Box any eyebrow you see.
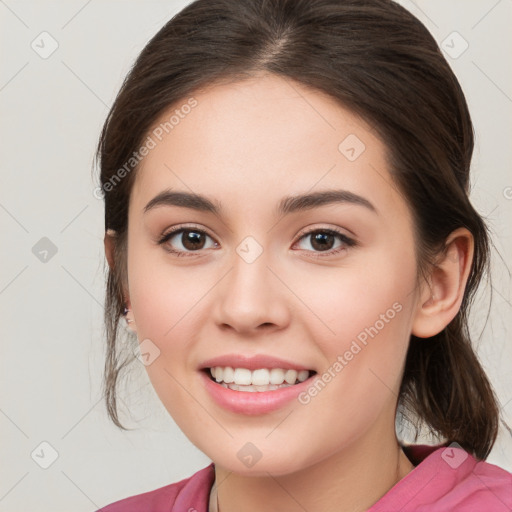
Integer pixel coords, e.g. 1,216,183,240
143,188,377,217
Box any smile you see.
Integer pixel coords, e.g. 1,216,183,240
200,366,318,415
208,367,314,392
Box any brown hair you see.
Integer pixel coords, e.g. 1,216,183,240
95,0,506,459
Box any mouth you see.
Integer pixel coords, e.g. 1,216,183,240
201,367,317,392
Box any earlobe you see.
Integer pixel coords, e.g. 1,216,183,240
123,303,138,333
104,229,117,270
104,229,137,333
411,228,474,338
122,292,138,333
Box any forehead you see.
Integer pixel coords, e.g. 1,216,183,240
130,74,404,220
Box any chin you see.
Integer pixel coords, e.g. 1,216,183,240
205,445,317,477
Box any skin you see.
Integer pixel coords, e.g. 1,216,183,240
105,73,473,512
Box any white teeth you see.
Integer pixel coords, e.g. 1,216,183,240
297,370,309,382
222,366,235,383
284,369,298,384
255,384,278,391
208,366,313,387
233,368,252,385
251,368,270,386
226,383,291,392
269,368,285,385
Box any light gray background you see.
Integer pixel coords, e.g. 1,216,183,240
0,1,511,510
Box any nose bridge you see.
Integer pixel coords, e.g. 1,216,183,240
213,235,289,332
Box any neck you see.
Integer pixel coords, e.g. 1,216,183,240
213,430,415,512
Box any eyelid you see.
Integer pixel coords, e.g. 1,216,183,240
157,223,219,251
159,222,213,240
294,223,355,241
292,225,357,258
157,223,357,258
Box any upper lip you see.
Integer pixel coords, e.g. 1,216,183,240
199,354,314,372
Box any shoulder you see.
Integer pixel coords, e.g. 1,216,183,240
461,453,512,509
95,463,215,512
370,444,512,511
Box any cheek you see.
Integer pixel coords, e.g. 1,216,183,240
127,242,207,342
291,252,416,348
127,265,203,424
293,253,417,411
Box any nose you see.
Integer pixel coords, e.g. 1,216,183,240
212,245,291,336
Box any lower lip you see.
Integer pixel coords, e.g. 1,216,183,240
199,370,315,415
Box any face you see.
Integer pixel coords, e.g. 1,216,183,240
123,73,423,476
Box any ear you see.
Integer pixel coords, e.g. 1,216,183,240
411,227,474,338
104,229,117,271
104,229,137,334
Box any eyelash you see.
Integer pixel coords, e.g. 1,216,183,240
157,224,357,259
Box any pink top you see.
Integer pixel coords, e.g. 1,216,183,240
95,444,512,511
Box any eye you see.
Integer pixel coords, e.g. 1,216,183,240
157,225,218,257
293,228,357,258
157,225,357,258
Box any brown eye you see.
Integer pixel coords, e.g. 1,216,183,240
158,226,217,256
309,232,337,251
294,228,356,257
178,230,207,250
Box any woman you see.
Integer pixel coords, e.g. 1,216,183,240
94,0,512,510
